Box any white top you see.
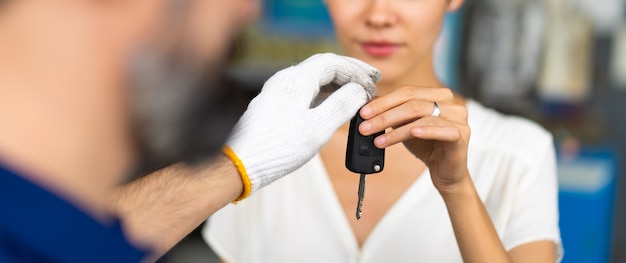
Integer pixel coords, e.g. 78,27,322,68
204,100,563,263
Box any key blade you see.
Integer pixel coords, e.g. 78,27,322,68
356,196,362,221
356,173,367,220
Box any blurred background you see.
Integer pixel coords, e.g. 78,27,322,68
163,0,626,262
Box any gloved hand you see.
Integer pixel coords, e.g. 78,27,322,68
224,53,380,201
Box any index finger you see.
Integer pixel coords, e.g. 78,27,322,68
360,86,449,119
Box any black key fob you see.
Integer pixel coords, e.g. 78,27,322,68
345,110,385,174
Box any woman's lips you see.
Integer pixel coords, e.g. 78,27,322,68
361,42,401,57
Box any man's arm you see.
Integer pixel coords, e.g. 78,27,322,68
111,154,242,261
112,53,380,262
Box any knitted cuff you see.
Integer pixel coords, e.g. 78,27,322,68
223,146,252,203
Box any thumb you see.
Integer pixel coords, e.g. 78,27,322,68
311,82,372,136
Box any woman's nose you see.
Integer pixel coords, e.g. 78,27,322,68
364,0,398,29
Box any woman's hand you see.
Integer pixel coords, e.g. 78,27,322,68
358,86,470,194
360,86,556,263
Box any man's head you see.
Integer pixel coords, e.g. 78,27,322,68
119,0,264,175
0,0,261,191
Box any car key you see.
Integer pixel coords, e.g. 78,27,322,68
355,173,367,220
345,109,385,220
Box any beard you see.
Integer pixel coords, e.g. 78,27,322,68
127,38,250,178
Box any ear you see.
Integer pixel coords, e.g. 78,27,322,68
447,0,464,12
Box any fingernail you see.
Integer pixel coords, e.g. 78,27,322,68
412,127,423,135
361,106,372,117
360,121,372,133
374,136,386,146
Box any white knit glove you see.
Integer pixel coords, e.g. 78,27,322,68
224,53,380,201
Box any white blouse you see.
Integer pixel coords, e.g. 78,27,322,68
204,100,563,263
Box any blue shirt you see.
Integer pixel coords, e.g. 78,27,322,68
0,164,147,262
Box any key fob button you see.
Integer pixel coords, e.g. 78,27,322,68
346,109,385,174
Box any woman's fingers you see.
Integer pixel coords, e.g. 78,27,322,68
359,99,434,136
438,103,469,123
360,100,467,136
372,116,466,148
410,124,467,142
360,86,454,119
356,85,469,151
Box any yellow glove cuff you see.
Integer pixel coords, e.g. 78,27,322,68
223,146,252,203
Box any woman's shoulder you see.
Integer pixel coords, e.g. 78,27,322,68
466,100,554,163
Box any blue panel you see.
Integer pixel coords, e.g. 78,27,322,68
558,148,618,263
435,10,464,90
261,0,334,37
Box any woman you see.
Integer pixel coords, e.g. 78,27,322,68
204,0,562,262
